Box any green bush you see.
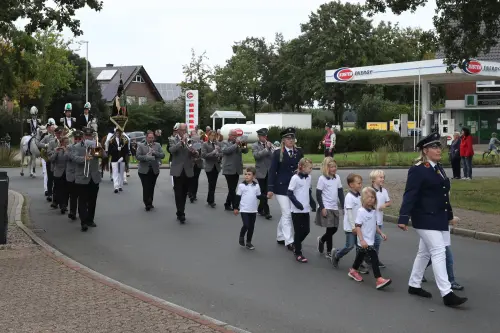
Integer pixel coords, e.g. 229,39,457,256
266,127,403,154
0,147,18,167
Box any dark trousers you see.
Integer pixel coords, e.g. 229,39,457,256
77,181,99,226
68,181,78,215
188,164,202,199
240,212,256,242
291,212,310,256
353,246,381,278
324,149,334,157
257,175,269,215
173,170,191,217
451,157,461,178
138,169,158,207
46,162,54,196
224,174,239,208
320,227,338,252
206,166,219,204
53,173,68,209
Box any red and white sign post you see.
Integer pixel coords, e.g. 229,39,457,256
185,90,199,132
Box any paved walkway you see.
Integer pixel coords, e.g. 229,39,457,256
0,191,241,333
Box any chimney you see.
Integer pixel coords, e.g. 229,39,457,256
106,63,114,67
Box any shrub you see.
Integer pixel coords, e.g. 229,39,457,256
0,147,18,167
266,127,403,154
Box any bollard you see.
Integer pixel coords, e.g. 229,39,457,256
0,171,9,244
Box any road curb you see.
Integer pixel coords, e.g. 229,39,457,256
384,213,500,243
9,190,252,333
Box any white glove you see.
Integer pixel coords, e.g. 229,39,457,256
118,157,123,163
45,144,48,148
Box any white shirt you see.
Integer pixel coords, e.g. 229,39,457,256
236,182,261,213
343,192,361,232
373,186,390,226
355,207,379,247
288,174,311,213
65,117,72,127
316,175,342,210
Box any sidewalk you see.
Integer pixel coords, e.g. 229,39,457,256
0,191,245,333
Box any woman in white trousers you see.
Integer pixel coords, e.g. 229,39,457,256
398,132,467,308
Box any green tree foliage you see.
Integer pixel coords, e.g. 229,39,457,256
126,102,184,135
365,0,500,71
355,95,414,129
0,0,103,37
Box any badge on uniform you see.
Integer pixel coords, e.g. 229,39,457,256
424,162,430,168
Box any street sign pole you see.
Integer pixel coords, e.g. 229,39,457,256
0,171,10,244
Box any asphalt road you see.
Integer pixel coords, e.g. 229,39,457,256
6,167,500,333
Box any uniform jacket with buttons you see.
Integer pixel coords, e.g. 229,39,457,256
169,135,196,177
70,141,106,184
268,148,304,196
66,144,77,182
48,143,69,178
252,141,273,179
136,142,165,175
398,161,453,231
201,141,221,173
221,141,248,175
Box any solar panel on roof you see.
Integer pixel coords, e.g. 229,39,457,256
97,69,117,81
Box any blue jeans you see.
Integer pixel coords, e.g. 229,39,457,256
427,246,455,283
374,225,383,254
335,232,356,259
461,156,472,178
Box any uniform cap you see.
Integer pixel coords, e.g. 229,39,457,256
73,130,84,138
82,127,94,135
64,103,72,111
256,128,268,136
416,132,441,149
280,127,296,138
173,123,180,130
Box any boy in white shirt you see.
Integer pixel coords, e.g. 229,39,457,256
234,167,261,250
369,170,391,268
331,174,368,274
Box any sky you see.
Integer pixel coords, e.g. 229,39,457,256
62,0,437,83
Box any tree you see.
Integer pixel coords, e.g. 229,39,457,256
1,0,103,37
365,0,500,70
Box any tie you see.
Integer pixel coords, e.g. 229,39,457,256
288,150,293,158
212,142,215,148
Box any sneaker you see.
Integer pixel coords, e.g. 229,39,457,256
358,264,369,275
317,236,324,254
348,268,363,282
451,282,464,291
246,243,255,250
378,261,386,268
325,251,332,259
331,249,339,268
239,237,245,247
376,277,392,290
295,255,308,263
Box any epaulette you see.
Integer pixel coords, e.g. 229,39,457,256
60,117,64,123
414,161,422,166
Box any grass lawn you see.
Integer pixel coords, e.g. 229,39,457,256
449,177,500,215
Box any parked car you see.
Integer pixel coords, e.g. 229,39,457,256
126,131,146,143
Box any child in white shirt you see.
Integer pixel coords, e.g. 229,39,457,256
287,158,316,263
369,170,391,268
234,167,261,250
347,187,391,290
315,157,344,259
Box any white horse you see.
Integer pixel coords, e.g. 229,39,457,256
20,126,46,177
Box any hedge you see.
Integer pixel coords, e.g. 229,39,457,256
266,127,403,154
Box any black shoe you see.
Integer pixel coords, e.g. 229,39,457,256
46,196,52,202
177,215,186,224
114,189,118,193
408,286,432,298
88,222,97,227
265,214,272,220
287,244,294,252
119,188,123,192
190,197,195,203
443,292,468,307
422,276,428,283
45,191,48,196
246,243,255,250
145,206,151,211
150,204,154,209
224,204,232,211
239,237,245,247
277,240,285,245
81,225,88,232
317,236,324,254
451,282,464,291
208,203,216,208
378,261,386,268
258,211,265,216
60,208,67,214
50,203,57,209
68,213,76,220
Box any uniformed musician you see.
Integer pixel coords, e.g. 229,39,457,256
108,128,129,193
136,130,165,211
167,123,179,188
252,128,273,220
38,122,56,203
71,127,105,232
60,103,77,131
66,130,83,220
201,130,221,208
268,128,304,251
188,130,203,203
48,127,70,214
221,129,248,211
398,132,468,308
169,123,197,223
77,102,94,129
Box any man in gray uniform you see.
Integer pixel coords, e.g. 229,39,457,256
221,130,248,210
252,128,273,219
71,127,106,232
169,123,197,223
48,126,69,214
66,130,83,220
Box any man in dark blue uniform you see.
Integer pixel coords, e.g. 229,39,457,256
398,132,467,308
268,128,303,250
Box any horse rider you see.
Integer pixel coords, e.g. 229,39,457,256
60,103,77,135
77,102,95,129
38,118,57,202
25,106,42,155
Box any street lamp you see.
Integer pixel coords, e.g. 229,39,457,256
78,40,89,103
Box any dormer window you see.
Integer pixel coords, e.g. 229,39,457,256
133,74,145,83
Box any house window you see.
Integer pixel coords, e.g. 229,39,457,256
133,74,145,83
138,97,147,105
126,96,136,105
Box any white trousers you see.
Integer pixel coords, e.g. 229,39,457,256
276,194,294,246
111,162,125,190
409,229,452,297
170,162,174,186
42,159,47,192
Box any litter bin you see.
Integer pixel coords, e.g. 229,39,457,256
0,171,9,245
